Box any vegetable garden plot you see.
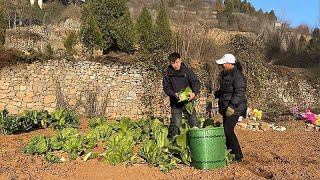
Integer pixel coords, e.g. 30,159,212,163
1,116,319,179
22,116,233,172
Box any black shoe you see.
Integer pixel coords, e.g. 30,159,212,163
168,125,179,139
229,159,242,164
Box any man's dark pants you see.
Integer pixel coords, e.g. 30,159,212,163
223,114,243,161
168,106,199,138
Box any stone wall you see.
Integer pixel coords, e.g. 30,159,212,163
0,60,208,119
247,58,320,111
0,58,319,119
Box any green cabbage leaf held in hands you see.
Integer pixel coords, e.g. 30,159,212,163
178,86,192,102
178,87,194,115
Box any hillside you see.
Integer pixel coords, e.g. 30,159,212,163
128,0,217,25
1,0,319,116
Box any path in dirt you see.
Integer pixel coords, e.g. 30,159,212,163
0,119,319,180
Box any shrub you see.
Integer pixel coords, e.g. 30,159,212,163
64,30,78,55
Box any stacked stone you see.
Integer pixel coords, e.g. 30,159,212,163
237,121,273,132
305,123,320,132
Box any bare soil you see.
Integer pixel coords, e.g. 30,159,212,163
0,119,319,180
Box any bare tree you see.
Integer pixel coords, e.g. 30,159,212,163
259,21,292,64
173,10,216,64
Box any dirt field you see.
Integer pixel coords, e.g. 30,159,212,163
0,119,319,180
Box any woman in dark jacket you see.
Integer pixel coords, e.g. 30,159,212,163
214,54,247,162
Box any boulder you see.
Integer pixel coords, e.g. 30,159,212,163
237,122,248,129
259,122,272,131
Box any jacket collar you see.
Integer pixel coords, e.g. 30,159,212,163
167,63,188,75
223,66,237,75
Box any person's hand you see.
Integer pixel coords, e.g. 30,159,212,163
175,93,180,100
206,94,214,103
188,92,196,101
226,106,235,117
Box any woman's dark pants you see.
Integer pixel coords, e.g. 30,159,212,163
223,114,243,161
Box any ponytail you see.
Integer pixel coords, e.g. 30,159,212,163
235,61,243,73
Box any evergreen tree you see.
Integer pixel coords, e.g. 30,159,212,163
298,35,307,54
233,0,241,12
240,0,250,14
82,0,135,53
256,9,264,16
224,0,234,13
154,0,173,52
80,11,104,60
110,11,136,53
308,28,320,55
136,6,155,52
287,36,297,55
168,0,177,7
311,28,320,38
269,10,277,22
25,0,45,25
248,2,256,15
64,30,78,55
214,0,224,13
0,3,6,47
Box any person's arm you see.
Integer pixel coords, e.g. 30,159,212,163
188,69,201,95
187,69,200,101
163,75,176,98
214,90,222,98
229,74,247,109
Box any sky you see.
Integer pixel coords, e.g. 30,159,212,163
248,0,320,28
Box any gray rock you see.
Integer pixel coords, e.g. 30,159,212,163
237,122,248,129
306,123,315,128
259,122,272,131
248,122,260,127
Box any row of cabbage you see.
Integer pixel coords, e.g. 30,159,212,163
0,109,78,134
1,109,232,171
23,117,195,172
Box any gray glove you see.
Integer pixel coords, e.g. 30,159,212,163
226,106,235,117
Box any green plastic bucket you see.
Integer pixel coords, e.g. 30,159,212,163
188,127,227,169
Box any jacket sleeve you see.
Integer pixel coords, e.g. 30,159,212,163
214,90,222,98
188,69,201,95
163,74,176,97
229,73,247,108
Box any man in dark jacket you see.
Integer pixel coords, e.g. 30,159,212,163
215,53,247,163
163,52,201,138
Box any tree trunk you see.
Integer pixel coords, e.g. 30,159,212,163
28,26,31,46
19,11,22,27
14,11,16,28
90,48,94,61
8,15,10,29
